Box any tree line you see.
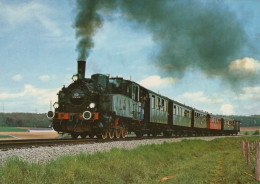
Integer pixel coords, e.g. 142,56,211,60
0,113,259,128
0,113,51,128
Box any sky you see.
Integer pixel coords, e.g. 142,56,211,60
0,0,259,115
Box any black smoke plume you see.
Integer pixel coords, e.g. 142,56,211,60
74,0,102,60
74,0,257,87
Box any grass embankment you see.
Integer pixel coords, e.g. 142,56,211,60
0,134,12,138
0,126,27,132
1,137,260,183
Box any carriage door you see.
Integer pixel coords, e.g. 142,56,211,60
132,84,140,119
144,97,150,123
168,101,173,125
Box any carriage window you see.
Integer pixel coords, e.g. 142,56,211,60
184,110,189,117
162,99,165,111
173,105,176,115
132,86,136,100
157,97,161,110
135,86,139,101
152,95,155,109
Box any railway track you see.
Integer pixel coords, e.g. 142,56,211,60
0,134,241,151
0,137,146,150
0,138,96,150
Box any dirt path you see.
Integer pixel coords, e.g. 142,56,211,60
0,131,59,139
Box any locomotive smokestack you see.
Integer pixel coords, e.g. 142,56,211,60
77,60,86,78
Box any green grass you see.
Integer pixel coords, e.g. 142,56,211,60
0,126,27,132
1,137,260,183
0,134,12,138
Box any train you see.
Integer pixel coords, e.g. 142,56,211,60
47,61,240,139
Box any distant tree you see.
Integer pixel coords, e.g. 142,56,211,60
16,120,23,127
253,130,260,135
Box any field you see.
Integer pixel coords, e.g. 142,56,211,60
240,127,260,135
0,135,12,138
1,136,260,183
0,127,28,132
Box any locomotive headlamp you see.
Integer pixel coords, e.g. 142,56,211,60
47,111,55,119
53,102,59,109
72,74,78,81
83,111,92,120
89,103,95,108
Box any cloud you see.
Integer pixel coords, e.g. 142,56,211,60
229,57,260,74
0,1,61,36
238,86,260,100
220,104,234,115
138,75,178,88
0,84,58,105
39,75,50,82
12,74,23,81
181,91,223,104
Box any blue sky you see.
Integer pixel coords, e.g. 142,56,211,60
0,0,260,115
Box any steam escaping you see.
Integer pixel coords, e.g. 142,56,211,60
74,0,102,60
74,0,257,87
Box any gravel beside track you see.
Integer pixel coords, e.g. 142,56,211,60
0,136,239,165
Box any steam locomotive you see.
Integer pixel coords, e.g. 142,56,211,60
47,61,240,139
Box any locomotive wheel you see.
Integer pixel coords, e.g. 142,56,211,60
121,128,127,139
71,132,79,139
108,129,114,139
101,131,108,139
152,132,157,137
97,132,107,139
89,133,94,139
164,131,172,137
136,132,143,138
115,128,121,139
80,133,87,139
163,131,168,137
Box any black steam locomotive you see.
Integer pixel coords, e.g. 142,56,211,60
47,61,240,139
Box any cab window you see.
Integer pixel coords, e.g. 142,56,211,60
152,95,155,109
